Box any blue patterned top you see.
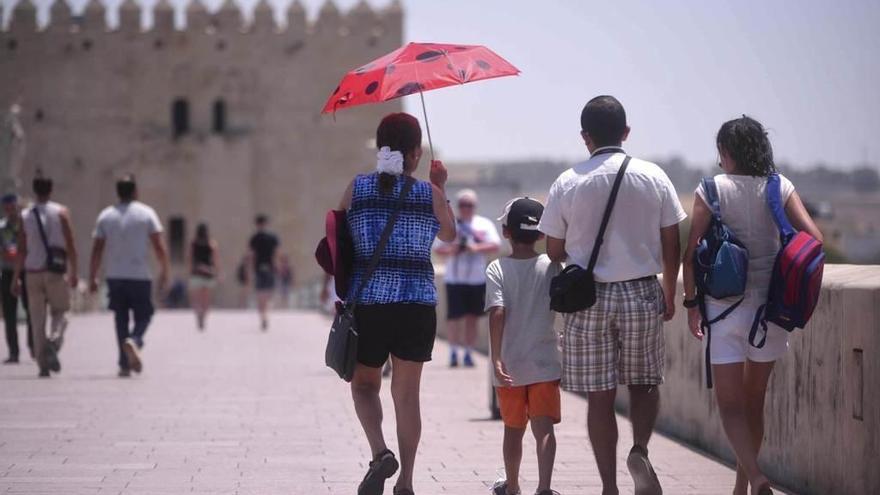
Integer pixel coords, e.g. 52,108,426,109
347,173,440,305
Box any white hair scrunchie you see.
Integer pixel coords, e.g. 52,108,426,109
376,146,405,176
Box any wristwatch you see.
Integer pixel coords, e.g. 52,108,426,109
682,298,698,309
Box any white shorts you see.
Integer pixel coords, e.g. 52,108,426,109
704,300,789,365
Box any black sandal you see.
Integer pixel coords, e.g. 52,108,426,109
393,487,414,495
357,449,399,495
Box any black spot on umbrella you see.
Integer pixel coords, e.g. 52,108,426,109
476,60,491,70
458,69,468,81
454,46,468,51
416,50,443,62
333,85,340,95
396,82,423,96
385,64,396,75
365,81,379,95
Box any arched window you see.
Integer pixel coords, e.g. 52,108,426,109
172,99,190,139
212,99,227,134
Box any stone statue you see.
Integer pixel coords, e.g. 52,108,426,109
0,104,26,195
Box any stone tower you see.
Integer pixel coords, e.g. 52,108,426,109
0,0,404,306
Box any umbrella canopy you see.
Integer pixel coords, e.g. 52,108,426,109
322,42,520,114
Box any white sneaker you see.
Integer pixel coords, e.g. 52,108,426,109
123,338,142,373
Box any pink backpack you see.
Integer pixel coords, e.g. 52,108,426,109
749,174,825,347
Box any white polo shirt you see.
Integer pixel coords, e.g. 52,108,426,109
538,148,687,283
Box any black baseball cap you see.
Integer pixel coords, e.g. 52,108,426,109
498,197,544,235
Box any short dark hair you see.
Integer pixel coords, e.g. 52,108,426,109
580,95,627,147
508,227,542,245
32,174,53,197
116,174,137,201
716,116,775,177
255,214,268,226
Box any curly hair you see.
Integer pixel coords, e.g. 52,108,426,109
716,116,775,177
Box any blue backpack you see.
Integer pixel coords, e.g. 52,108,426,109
694,177,749,387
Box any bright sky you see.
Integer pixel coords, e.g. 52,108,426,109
5,0,880,168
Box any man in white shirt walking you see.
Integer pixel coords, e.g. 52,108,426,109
539,96,686,495
88,175,169,377
434,189,500,367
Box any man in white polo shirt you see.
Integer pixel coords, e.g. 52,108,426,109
539,96,686,495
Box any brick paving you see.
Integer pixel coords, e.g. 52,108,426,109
0,311,744,494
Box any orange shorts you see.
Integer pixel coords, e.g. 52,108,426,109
495,380,561,429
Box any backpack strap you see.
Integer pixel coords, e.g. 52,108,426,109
701,177,722,223
698,295,744,388
749,304,769,348
766,174,796,244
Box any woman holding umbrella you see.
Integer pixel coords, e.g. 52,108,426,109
338,112,455,495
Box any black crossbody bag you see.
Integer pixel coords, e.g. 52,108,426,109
550,154,631,313
325,177,415,382
32,206,68,275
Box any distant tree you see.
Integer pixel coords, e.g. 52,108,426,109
851,167,880,193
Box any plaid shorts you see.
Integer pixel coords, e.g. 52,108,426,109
561,277,666,392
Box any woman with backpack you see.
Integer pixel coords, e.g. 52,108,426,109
337,113,456,495
682,116,823,495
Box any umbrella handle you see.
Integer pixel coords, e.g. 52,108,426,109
419,89,435,161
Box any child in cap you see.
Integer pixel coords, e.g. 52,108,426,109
486,197,563,495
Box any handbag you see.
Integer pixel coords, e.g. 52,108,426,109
549,155,630,313
32,206,68,275
325,176,415,382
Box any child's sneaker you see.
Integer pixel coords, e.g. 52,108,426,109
491,479,520,495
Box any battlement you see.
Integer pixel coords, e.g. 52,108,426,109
1,0,402,35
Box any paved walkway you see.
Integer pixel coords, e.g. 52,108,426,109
0,311,741,494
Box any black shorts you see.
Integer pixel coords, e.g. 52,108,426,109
354,303,437,368
255,267,276,291
446,283,487,320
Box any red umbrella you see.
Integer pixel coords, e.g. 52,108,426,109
322,42,520,157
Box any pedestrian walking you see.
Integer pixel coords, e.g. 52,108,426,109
538,96,686,495
682,116,823,495
236,255,249,309
188,223,218,330
433,189,500,367
486,197,563,495
12,174,78,378
338,112,455,495
1,193,32,364
248,214,279,330
88,174,169,378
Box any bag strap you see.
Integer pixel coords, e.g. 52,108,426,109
701,177,722,222
345,176,416,314
698,295,744,388
766,173,796,244
31,205,55,266
586,155,631,274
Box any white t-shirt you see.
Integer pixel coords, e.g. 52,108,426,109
485,255,563,387
695,174,796,305
539,152,687,282
93,201,163,281
441,214,501,285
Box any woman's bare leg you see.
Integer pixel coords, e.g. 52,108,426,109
389,357,424,491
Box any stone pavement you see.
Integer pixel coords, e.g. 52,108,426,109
0,311,745,494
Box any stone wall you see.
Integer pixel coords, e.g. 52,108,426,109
435,264,880,494
0,0,403,306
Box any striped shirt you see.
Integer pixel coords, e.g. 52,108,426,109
347,173,439,305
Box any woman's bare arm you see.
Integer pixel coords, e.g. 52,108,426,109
785,191,823,243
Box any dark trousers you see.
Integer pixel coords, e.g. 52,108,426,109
2,269,32,359
108,279,154,370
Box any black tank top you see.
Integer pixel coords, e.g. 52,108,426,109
191,242,214,277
